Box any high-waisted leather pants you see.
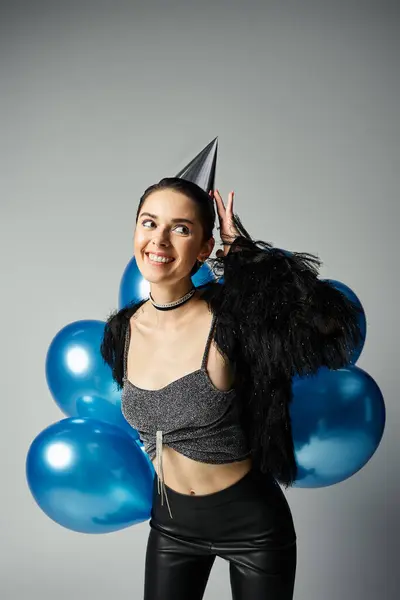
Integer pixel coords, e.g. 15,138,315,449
144,466,297,600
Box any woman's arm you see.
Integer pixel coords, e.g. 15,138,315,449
204,213,363,486
208,204,363,379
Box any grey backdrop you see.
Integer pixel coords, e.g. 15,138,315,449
1,1,397,599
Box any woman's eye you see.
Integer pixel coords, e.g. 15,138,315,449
175,225,190,235
141,220,190,235
141,219,155,228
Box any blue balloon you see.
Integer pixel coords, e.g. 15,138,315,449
26,418,154,533
135,438,155,473
118,256,216,308
321,278,366,365
45,320,139,441
192,261,217,288
290,365,385,488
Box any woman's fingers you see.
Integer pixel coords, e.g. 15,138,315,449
214,189,234,208
210,190,236,238
226,191,234,215
209,189,238,257
213,189,225,218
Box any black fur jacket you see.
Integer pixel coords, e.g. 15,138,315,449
100,224,363,488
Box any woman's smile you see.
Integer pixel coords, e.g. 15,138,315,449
145,252,176,266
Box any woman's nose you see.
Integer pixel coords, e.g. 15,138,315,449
152,233,170,246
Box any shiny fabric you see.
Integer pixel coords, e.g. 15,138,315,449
144,467,297,600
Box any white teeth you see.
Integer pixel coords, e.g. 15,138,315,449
148,253,174,263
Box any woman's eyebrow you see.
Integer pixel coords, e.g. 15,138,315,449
139,211,195,225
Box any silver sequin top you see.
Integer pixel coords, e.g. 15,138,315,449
121,312,251,518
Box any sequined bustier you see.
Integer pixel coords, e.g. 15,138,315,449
121,312,251,519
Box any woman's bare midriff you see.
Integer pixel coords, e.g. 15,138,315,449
151,446,253,496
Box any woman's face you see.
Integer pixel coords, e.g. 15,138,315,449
134,188,214,283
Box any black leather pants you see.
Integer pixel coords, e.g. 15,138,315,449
144,467,297,600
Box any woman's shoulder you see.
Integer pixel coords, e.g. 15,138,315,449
105,298,147,325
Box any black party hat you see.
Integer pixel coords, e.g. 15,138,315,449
175,137,218,193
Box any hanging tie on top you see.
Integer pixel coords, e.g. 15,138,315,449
156,430,173,519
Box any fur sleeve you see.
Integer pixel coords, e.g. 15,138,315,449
100,300,147,390
203,214,364,486
207,212,363,379
100,307,129,390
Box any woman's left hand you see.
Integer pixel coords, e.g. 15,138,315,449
210,189,240,257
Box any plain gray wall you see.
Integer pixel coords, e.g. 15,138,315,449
2,1,397,599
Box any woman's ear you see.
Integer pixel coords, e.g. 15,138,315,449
198,236,215,262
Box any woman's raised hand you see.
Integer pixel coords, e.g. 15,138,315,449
210,189,240,258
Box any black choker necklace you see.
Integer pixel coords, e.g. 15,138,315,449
149,286,196,311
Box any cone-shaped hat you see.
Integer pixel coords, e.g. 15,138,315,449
175,137,218,193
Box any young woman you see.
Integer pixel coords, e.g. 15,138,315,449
101,177,362,600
